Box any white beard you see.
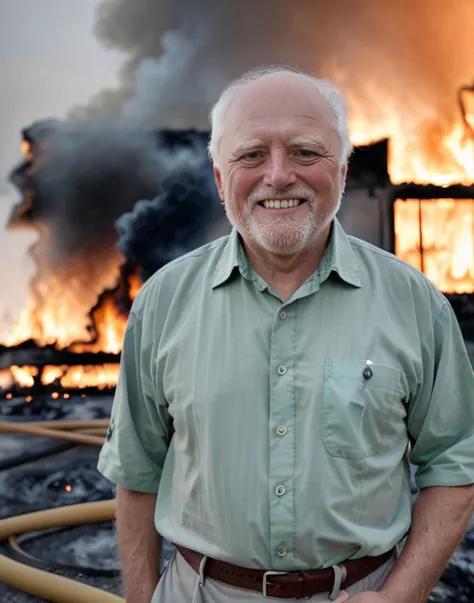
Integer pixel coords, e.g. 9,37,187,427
224,188,341,255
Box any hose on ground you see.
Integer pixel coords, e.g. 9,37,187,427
0,501,124,603
0,419,106,446
0,418,126,602
9,529,120,577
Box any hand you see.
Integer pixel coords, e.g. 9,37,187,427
331,592,391,602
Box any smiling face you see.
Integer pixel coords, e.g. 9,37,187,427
213,73,348,256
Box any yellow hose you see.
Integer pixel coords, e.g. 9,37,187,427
0,420,105,446
0,556,124,603
0,418,126,602
0,500,115,540
0,500,123,602
73,427,108,436
20,419,110,430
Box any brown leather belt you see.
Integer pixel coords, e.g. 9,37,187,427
176,545,395,599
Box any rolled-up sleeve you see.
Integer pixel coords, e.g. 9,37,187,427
408,300,474,490
97,296,172,493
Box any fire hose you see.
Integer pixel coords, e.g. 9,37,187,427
0,419,125,602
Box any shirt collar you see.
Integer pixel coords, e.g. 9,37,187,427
327,218,362,288
212,228,242,288
212,218,361,289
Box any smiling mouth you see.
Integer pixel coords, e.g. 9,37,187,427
257,199,305,209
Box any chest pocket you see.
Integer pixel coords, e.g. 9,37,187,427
321,358,403,460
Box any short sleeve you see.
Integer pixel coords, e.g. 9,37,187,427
97,302,172,493
408,301,474,490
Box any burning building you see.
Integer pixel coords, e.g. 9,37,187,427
0,120,225,397
2,0,474,401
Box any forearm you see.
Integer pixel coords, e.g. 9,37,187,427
116,486,162,603
379,484,474,603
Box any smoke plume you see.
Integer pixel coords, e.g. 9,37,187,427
116,168,223,281
72,0,474,137
5,123,218,345
9,122,210,278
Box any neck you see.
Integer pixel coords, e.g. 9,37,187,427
242,224,331,301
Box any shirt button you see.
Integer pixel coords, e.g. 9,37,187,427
277,545,287,557
277,365,287,376
276,425,287,436
279,310,287,320
363,367,373,380
276,485,286,496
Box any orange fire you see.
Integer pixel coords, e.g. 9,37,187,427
3,269,142,353
394,199,474,294
349,83,474,294
349,85,474,185
0,267,140,393
0,364,120,391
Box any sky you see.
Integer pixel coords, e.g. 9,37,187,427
0,0,122,324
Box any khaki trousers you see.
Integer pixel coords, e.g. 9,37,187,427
151,549,397,603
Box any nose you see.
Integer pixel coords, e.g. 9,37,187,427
262,151,297,190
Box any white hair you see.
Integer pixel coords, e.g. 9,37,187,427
208,65,353,167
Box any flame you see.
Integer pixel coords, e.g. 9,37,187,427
394,199,474,293
70,296,127,354
10,365,38,388
58,364,120,389
0,267,142,393
349,86,474,185
21,140,33,161
1,364,120,391
0,369,14,390
129,271,142,301
3,269,143,354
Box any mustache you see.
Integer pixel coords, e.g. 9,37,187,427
247,186,316,204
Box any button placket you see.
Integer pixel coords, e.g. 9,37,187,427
269,303,295,565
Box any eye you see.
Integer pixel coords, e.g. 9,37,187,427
241,151,263,161
294,149,319,159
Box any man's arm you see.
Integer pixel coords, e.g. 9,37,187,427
116,486,162,603
375,484,474,603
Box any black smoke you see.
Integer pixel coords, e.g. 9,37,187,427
10,120,169,267
116,168,223,282
7,122,222,318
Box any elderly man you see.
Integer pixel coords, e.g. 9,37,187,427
97,66,474,603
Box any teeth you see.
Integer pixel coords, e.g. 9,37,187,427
262,199,301,209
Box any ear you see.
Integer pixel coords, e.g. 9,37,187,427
340,162,348,194
213,163,225,202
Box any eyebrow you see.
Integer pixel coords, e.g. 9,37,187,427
232,140,265,156
288,137,329,152
231,136,332,160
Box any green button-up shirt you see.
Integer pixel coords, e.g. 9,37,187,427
97,218,474,571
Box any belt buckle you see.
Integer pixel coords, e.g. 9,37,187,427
262,570,288,597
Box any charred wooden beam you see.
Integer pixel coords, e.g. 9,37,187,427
391,183,474,200
1,384,116,399
0,340,120,370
